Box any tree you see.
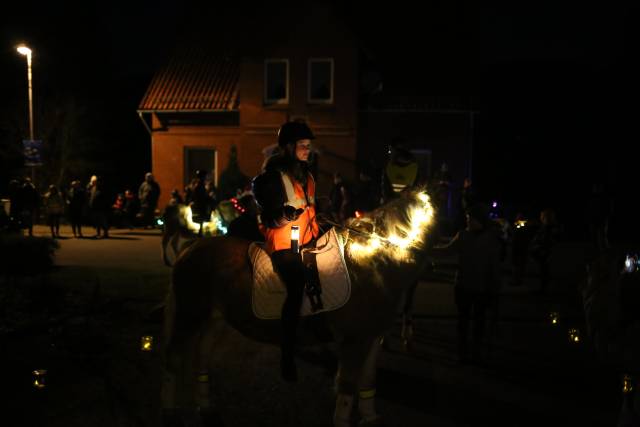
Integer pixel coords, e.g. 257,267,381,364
217,145,249,200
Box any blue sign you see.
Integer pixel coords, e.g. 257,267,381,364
23,139,43,166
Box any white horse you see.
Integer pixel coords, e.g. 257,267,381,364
161,190,436,426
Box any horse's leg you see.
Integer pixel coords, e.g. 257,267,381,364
161,287,180,412
334,336,375,427
161,329,200,425
357,337,383,425
400,280,418,351
161,287,207,425
194,312,219,410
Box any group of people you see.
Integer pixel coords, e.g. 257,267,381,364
3,172,161,239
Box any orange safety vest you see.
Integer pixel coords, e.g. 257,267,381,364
263,172,319,254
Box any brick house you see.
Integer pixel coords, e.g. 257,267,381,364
137,5,359,208
137,5,477,210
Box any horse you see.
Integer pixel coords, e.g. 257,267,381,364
160,190,436,426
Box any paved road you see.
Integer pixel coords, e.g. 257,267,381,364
2,225,622,426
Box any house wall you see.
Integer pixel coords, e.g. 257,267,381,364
149,5,360,207
238,12,359,198
151,113,242,208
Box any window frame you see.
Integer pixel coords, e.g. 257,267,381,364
307,58,334,104
264,58,290,105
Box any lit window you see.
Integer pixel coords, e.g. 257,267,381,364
308,58,334,104
264,59,289,104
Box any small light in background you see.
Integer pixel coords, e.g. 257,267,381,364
549,312,559,325
568,328,580,343
515,220,527,228
623,254,638,274
622,374,635,394
33,369,47,389
492,201,498,208
141,336,153,352
355,210,363,219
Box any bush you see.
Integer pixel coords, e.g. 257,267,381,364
0,234,59,276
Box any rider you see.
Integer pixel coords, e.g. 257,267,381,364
252,120,320,382
380,138,420,204
380,138,423,348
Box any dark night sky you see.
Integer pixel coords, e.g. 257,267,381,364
1,1,638,228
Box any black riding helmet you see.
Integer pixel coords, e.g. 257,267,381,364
277,120,315,147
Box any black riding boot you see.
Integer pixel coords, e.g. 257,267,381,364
281,316,298,382
272,249,306,382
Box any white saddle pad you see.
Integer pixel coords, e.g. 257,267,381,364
249,228,351,320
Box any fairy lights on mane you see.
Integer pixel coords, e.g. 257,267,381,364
346,191,434,263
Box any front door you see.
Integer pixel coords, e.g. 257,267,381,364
184,147,217,187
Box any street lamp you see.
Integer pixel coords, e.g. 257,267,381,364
16,44,35,182
16,45,34,141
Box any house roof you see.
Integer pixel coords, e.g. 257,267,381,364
138,48,240,112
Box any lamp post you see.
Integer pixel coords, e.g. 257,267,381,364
16,44,35,182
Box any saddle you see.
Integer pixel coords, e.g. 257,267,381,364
248,228,351,320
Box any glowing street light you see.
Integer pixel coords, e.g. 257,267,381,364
17,44,36,182
16,45,34,142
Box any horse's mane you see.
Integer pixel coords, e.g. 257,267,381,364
342,188,435,264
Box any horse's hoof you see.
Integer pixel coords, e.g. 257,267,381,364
359,415,386,426
380,337,391,351
199,407,224,426
161,409,184,427
402,339,415,353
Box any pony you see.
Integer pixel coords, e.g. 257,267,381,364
161,190,436,426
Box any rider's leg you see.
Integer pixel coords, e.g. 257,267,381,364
272,249,306,381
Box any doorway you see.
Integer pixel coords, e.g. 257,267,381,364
184,147,217,187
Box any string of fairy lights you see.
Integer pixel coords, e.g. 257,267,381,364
346,192,435,263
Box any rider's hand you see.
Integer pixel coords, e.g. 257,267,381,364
283,205,304,221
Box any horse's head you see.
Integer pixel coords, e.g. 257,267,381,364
344,189,435,265
161,203,199,266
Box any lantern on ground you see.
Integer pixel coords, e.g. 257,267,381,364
568,328,580,343
33,369,47,389
141,336,153,352
623,374,634,394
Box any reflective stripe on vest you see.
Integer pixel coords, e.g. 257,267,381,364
281,172,315,207
265,172,319,254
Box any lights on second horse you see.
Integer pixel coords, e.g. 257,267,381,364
181,205,227,235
